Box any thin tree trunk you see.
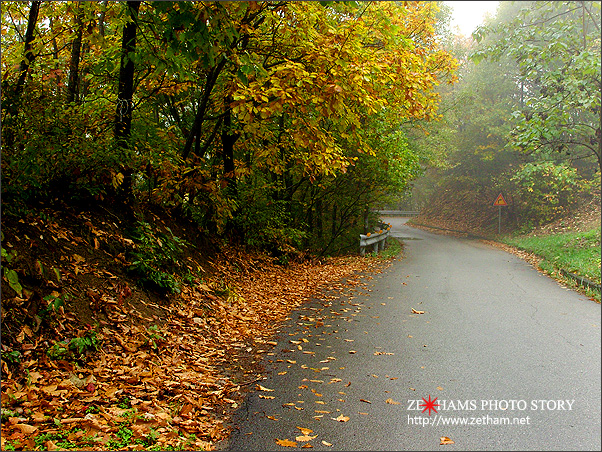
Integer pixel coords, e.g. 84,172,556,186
115,1,139,143
67,2,84,104
221,95,239,196
114,1,140,200
13,1,41,109
98,0,109,37
181,59,227,160
4,0,41,149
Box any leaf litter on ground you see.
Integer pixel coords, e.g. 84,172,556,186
1,229,394,451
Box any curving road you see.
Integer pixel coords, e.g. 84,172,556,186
223,217,601,451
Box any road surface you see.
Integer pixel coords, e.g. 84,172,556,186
223,217,601,451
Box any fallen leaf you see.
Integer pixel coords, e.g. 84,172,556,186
348,350,356,354
259,395,275,399
14,424,37,434
275,438,297,447
296,435,318,442
332,414,349,422
440,436,455,445
302,444,313,448
322,440,333,446
296,427,313,435
385,398,400,405
360,399,371,404
437,386,443,391
412,308,425,314
266,416,279,421
257,385,274,392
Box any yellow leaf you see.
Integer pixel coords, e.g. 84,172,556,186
385,398,400,405
302,444,313,448
267,415,278,421
332,414,349,422
257,385,274,392
112,172,124,189
440,436,455,445
296,435,318,442
411,308,425,314
322,440,333,446
275,438,297,447
297,427,313,435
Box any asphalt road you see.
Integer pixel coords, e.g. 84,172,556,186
223,217,601,451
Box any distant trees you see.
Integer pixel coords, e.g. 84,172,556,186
410,1,600,230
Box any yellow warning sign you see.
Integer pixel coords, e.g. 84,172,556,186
493,193,508,206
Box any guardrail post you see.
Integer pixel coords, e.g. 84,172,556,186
359,224,391,256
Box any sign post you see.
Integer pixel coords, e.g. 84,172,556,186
492,193,508,234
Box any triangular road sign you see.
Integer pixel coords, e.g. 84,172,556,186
493,193,508,206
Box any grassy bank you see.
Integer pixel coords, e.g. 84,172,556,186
503,227,601,301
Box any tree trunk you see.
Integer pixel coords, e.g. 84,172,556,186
14,1,41,110
114,1,140,201
66,2,84,104
4,1,41,149
221,95,239,196
98,0,109,37
181,59,227,160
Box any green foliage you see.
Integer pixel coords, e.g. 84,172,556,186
1,350,22,365
1,232,23,296
47,331,98,361
370,237,402,260
35,427,97,450
143,325,167,351
127,220,189,294
511,162,583,226
236,188,307,259
473,1,601,170
39,292,67,318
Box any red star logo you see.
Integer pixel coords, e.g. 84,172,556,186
420,395,440,416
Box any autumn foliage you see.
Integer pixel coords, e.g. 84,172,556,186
1,1,456,251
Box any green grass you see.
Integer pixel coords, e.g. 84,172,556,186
367,237,402,260
504,227,601,299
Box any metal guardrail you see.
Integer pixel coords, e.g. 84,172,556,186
359,224,391,256
377,210,420,216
